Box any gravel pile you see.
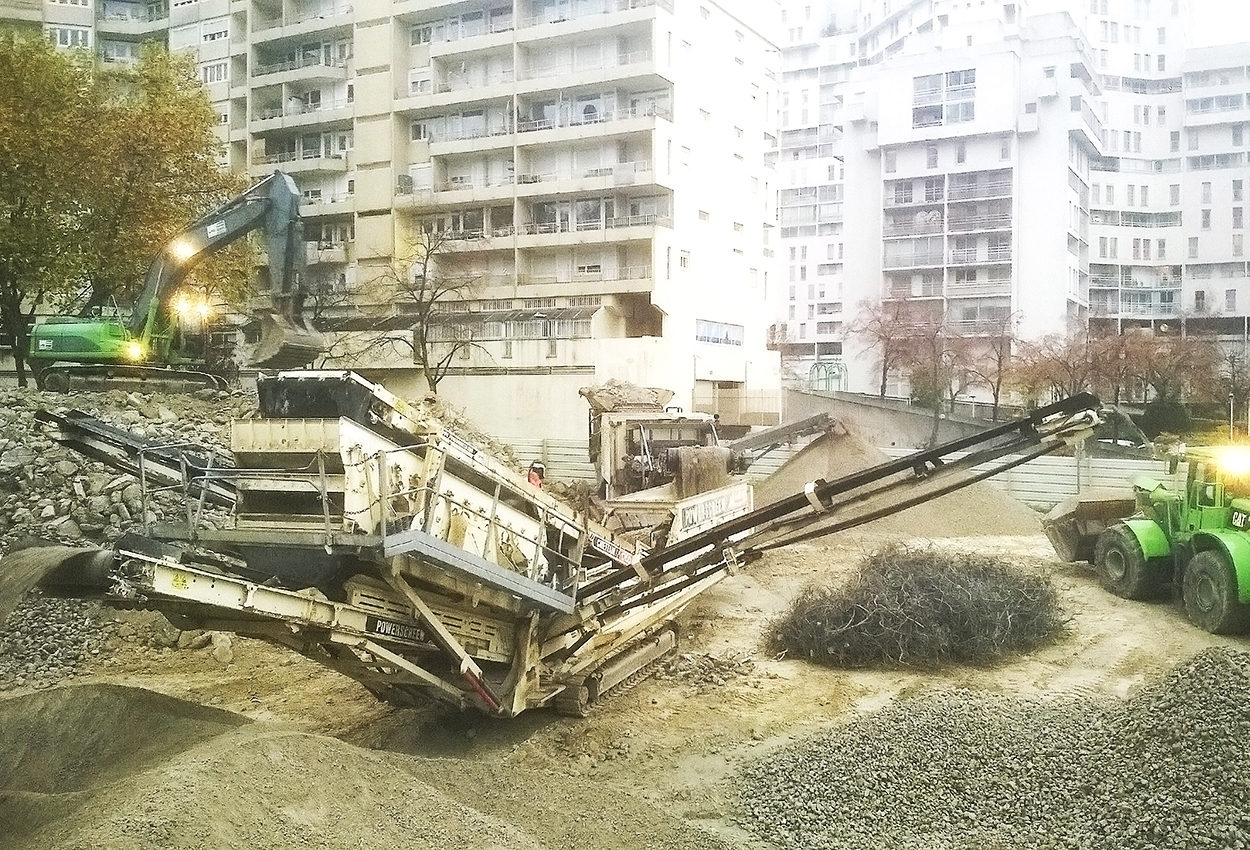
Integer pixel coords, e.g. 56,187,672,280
737,646,1250,850
0,385,254,691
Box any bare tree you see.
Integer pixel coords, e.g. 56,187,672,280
1016,324,1098,405
347,228,485,393
961,311,1019,421
850,299,936,398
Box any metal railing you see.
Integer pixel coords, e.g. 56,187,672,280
252,54,348,78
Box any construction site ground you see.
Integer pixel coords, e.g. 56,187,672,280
4,526,1235,850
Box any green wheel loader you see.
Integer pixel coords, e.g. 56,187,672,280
1044,446,1250,633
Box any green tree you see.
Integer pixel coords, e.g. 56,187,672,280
0,36,242,386
0,35,95,386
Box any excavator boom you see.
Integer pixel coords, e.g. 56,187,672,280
29,171,327,389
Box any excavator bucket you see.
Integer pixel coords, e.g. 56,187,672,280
247,312,329,370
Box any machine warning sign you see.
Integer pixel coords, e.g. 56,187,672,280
366,616,426,643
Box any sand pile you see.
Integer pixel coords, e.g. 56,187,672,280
753,430,1042,537
1,685,546,850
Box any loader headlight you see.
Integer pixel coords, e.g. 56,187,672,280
1216,447,1250,477
126,341,144,361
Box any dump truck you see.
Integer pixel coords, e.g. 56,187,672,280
28,171,326,391
4,373,1100,716
1044,445,1250,634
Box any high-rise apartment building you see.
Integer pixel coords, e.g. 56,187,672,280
12,0,783,441
775,0,1250,403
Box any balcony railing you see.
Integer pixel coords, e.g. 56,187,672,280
517,0,672,29
948,214,1012,232
518,265,652,286
253,54,348,78
253,3,352,33
884,216,944,236
255,98,351,121
520,48,652,81
519,214,669,235
947,180,1012,200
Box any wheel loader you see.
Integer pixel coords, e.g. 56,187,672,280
1043,445,1250,634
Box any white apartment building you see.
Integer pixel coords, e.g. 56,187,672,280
16,0,783,442
775,0,1250,403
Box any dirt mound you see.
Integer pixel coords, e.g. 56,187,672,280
755,430,1042,537
2,684,546,850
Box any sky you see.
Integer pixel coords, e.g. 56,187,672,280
1191,0,1250,47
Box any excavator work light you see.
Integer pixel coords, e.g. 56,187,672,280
126,341,144,361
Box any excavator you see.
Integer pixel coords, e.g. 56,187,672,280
0,371,1102,717
27,171,327,391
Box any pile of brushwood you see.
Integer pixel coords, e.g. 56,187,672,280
766,543,1067,667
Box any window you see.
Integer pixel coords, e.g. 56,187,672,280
1195,290,1206,311
679,251,690,269
1236,125,1245,146
1092,183,1101,204
1109,237,1118,258
1237,180,1245,202
1140,186,1149,206
1236,208,1244,229
1170,131,1181,152
893,183,913,204
1099,236,1108,258
1000,138,1011,160
1170,183,1181,205
1237,234,1245,257
1189,236,1199,258
1158,106,1167,125
1229,289,1238,311
1157,238,1166,258
926,145,938,168
1126,185,1136,207
884,150,897,173
1106,185,1115,205
956,142,966,163
695,319,743,346
1203,182,1213,203
1202,209,1212,229
200,61,227,84
924,177,943,202
1189,130,1199,151
47,26,90,47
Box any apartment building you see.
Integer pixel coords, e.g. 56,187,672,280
13,0,783,442
775,0,1250,402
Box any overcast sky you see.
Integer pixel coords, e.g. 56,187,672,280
1190,0,1250,47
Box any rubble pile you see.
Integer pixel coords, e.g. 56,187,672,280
0,386,254,690
737,646,1250,850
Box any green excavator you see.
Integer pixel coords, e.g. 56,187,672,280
27,171,327,391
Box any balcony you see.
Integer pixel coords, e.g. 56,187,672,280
516,265,654,296
251,98,353,131
882,253,945,270
305,241,348,264
883,214,944,236
517,0,672,30
947,213,1012,232
947,180,1012,201
252,54,349,82
250,151,348,174
251,3,352,39
947,278,1011,298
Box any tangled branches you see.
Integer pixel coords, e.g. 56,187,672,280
766,543,1067,668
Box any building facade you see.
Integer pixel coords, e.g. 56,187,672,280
13,0,783,441
774,0,1250,403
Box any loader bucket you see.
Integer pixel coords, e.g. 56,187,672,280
247,312,328,370
1041,491,1137,563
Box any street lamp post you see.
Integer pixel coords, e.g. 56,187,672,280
1231,393,1236,441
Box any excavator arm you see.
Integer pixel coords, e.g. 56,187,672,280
128,170,326,370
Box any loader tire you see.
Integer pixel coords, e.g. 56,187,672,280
1181,550,1250,635
1093,523,1160,600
